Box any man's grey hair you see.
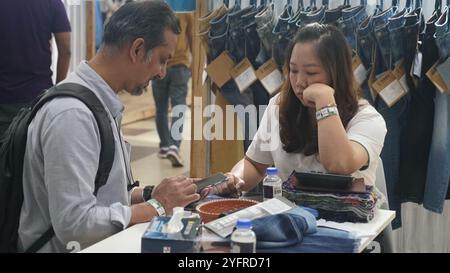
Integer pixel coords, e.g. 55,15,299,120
101,0,180,57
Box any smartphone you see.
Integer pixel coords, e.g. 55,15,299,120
294,171,354,190
196,173,229,193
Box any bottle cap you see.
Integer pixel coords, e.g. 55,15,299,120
266,167,278,176
236,219,252,229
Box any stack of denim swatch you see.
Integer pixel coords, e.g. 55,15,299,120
282,175,379,223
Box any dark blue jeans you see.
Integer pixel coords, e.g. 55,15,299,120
151,65,190,149
398,15,438,205
434,7,450,60
339,5,368,51
357,15,376,70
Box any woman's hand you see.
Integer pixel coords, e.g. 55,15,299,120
201,172,245,198
302,83,335,108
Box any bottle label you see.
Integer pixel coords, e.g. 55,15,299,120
264,184,282,200
263,185,274,199
231,241,255,253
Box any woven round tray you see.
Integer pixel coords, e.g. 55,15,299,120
196,198,259,223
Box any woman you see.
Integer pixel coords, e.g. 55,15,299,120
209,23,387,196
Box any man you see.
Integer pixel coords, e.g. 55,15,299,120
152,11,193,167
18,1,200,253
0,0,71,136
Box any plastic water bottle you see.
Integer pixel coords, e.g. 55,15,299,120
263,167,282,201
231,219,256,253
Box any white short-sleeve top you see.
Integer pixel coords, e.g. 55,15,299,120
246,93,387,185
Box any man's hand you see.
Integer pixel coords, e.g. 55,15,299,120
152,176,200,215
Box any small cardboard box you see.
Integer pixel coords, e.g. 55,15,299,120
141,216,202,253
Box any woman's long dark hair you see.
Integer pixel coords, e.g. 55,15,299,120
279,23,359,155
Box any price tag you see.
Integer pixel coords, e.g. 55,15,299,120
392,60,409,93
256,59,285,95
436,58,450,92
427,60,450,94
372,71,408,107
205,51,236,87
230,58,258,93
352,55,368,86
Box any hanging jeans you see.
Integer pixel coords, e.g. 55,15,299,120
388,9,407,67
255,3,275,62
424,91,450,213
424,9,450,213
272,6,293,67
357,15,376,70
434,7,450,60
397,9,435,204
373,7,396,73
199,4,229,61
323,4,349,27
339,5,368,51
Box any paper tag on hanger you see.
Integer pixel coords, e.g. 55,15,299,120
256,59,285,95
436,58,450,92
392,61,409,93
352,55,368,86
427,60,450,94
230,58,258,93
205,51,236,88
372,71,408,107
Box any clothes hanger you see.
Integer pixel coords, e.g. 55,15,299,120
435,0,442,16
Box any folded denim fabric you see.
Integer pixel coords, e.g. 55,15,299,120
252,206,317,249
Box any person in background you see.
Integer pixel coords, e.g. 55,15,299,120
151,11,193,167
208,23,387,196
0,0,71,136
18,1,201,253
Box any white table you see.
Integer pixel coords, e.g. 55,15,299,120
80,209,395,253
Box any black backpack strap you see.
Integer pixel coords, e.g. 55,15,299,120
24,83,115,253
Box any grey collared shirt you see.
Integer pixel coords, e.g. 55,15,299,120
18,61,134,253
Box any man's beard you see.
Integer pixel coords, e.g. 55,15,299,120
130,86,145,96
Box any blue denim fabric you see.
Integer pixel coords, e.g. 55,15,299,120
272,5,293,66
208,11,229,60
403,8,424,63
252,206,317,249
434,7,450,60
323,4,348,27
376,95,410,229
257,227,359,253
424,91,450,213
357,16,375,69
244,22,261,64
208,28,228,60
398,14,438,205
256,4,275,61
151,65,190,149
373,8,395,72
228,6,255,63
340,5,368,51
388,9,407,66
299,5,326,27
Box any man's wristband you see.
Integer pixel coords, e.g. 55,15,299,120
146,198,166,216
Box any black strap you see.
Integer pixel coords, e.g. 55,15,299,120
24,83,115,253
